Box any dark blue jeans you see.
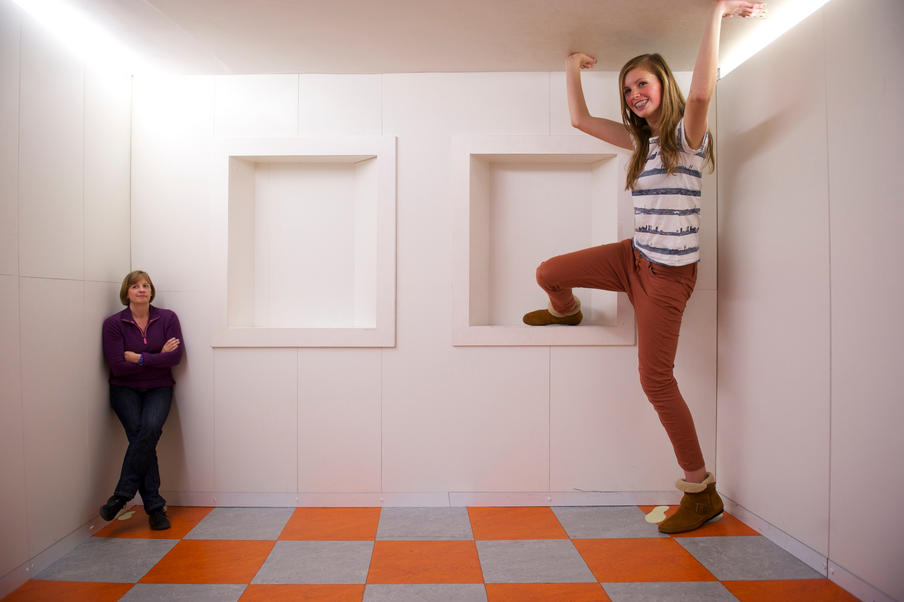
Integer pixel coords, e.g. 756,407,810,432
109,384,172,514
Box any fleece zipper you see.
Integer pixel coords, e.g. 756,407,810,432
122,315,160,345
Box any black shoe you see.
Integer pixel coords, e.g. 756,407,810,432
99,495,129,521
148,509,171,530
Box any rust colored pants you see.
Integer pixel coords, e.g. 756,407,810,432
536,238,705,471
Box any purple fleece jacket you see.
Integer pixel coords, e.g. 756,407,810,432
102,305,184,388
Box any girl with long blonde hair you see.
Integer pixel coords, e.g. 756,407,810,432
523,0,764,533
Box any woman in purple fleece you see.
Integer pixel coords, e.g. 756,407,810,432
100,270,184,530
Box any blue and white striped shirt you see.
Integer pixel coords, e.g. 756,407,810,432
632,119,707,266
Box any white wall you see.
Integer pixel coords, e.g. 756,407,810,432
129,69,718,505
717,0,904,599
824,0,904,598
0,0,132,587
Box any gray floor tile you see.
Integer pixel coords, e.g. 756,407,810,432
251,541,374,584
376,507,473,540
477,539,596,583
36,538,178,583
364,584,488,601
553,506,667,539
184,507,294,540
119,584,246,601
676,536,823,581
603,581,738,601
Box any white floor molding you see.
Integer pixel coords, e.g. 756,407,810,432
828,560,897,602
0,512,111,599
721,495,829,576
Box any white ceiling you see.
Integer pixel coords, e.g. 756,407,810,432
66,0,788,74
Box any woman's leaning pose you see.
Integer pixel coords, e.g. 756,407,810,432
100,270,184,530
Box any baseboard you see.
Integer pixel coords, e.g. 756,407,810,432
159,489,682,508
828,560,898,602
0,506,132,599
721,495,829,576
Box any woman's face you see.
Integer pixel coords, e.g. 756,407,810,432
623,67,663,123
127,279,152,305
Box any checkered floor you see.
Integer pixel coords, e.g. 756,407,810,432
7,505,857,601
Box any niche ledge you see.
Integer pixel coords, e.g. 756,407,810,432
212,137,396,347
453,135,635,346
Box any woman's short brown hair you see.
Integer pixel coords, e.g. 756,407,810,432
119,270,156,305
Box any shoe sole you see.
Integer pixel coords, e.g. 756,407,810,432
99,507,122,522
658,511,724,534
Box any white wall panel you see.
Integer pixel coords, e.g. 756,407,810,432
299,74,382,136
298,349,381,493
84,68,131,283
550,70,621,136
213,349,297,492
155,290,215,493
0,1,19,276
19,278,97,555
84,281,130,505
215,74,298,138
382,346,550,492
382,72,548,351
716,14,830,555
130,74,215,291
0,275,27,577
551,345,672,491
824,0,904,598
675,290,717,471
18,21,84,280
384,73,548,139
380,74,552,492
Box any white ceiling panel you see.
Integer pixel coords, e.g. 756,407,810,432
60,0,793,74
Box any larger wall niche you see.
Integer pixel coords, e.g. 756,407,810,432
213,137,396,347
453,135,635,346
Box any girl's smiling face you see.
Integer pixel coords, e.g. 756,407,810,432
623,67,663,125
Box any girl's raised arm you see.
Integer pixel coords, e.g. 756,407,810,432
685,1,765,149
566,52,634,150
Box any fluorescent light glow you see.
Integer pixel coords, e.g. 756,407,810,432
720,0,833,77
10,0,150,74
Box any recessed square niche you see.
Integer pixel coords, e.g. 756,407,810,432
213,137,396,347
453,135,635,346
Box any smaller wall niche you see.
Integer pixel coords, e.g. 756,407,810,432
213,137,396,347
453,135,635,346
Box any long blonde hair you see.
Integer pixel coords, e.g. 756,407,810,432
619,53,714,190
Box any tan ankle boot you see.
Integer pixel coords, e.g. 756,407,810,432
657,472,724,534
522,299,582,326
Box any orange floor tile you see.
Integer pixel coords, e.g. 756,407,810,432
468,506,569,539
94,505,213,539
637,505,760,537
239,584,366,601
279,507,381,540
3,580,133,602
139,539,275,584
723,578,861,601
366,541,484,584
574,537,717,582
485,582,612,601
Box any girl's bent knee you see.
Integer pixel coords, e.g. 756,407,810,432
535,260,559,290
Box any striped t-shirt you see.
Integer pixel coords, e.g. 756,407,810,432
631,119,707,266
